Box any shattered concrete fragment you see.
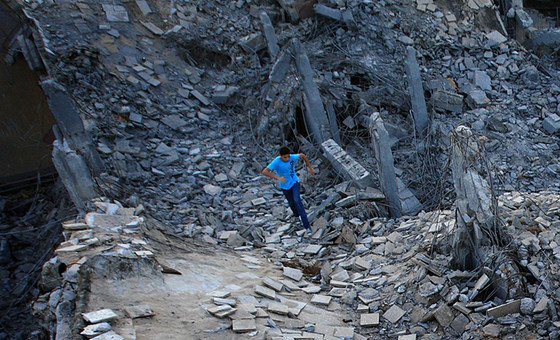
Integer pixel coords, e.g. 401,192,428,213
321,139,372,188
383,305,406,323
81,322,112,338
255,285,277,300
283,266,303,281
405,46,429,135
486,300,521,318
91,331,124,340
311,294,332,306
124,305,154,319
102,4,129,22
232,319,256,333
360,313,379,327
82,309,119,324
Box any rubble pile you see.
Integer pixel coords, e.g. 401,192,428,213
3,0,560,338
31,189,560,339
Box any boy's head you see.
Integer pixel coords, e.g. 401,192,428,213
279,146,291,162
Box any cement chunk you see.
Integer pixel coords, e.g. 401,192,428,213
311,294,332,306
283,266,303,281
124,305,154,319
255,285,276,300
383,305,406,323
91,331,124,340
232,319,257,333
360,313,380,327
81,323,112,338
82,309,119,324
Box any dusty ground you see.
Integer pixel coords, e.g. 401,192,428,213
82,226,350,340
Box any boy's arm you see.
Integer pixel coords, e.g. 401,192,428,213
299,153,315,175
262,168,286,183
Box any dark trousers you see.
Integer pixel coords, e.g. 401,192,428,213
282,182,310,230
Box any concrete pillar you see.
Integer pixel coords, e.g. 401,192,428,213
259,11,279,59
52,140,97,212
41,79,104,174
369,114,402,218
450,126,499,270
292,39,335,145
405,46,429,136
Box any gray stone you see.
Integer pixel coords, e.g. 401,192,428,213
515,9,533,28
255,285,276,300
360,313,380,327
91,331,124,340
383,305,406,323
101,4,129,22
141,21,164,35
311,294,332,306
432,90,463,113
135,0,152,16
543,114,560,134
283,266,303,281
82,309,119,324
520,298,536,315
466,90,490,109
232,319,256,333
81,323,112,338
474,70,492,91
259,11,279,58
450,314,469,333
486,30,507,46
124,305,154,319
434,304,454,327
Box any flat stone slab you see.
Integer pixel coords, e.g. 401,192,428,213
311,294,332,306
303,244,322,255
207,305,236,318
101,4,129,22
255,285,276,300
486,299,521,318
232,319,257,333
383,305,406,323
91,331,124,340
283,266,303,281
56,244,88,253
213,298,236,306
333,326,354,338
85,213,142,229
268,302,289,315
81,323,112,337
83,309,119,324
124,305,154,319
398,335,417,340
208,290,231,298
360,313,380,327
263,277,283,292
63,222,90,230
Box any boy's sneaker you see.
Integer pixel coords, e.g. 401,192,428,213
305,228,313,237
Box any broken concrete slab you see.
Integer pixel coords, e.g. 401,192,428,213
432,90,463,113
321,139,372,188
82,309,119,324
263,277,283,292
283,266,303,281
91,331,124,340
101,4,129,22
124,305,154,319
232,319,257,333
81,323,112,338
259,11,279,58
383,305,406,323
434,304,454,327
360,313,380,327
311,294,332,306
486,299,521,318
255,285,277,300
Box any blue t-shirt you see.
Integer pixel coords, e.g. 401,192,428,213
267,154,300,190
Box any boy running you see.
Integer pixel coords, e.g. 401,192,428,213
262,146,315,235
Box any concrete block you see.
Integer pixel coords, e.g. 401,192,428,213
405,46,429,135
255,285,277,300
383,305,406,323
432,90,463,113
543,114,560,134
360,313,380,327
283,266,303,281
232,319,256,333
311,294,332,306
82,309,119,324
486,299,521,318
321,139,372,188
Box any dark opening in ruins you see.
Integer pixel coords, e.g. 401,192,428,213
350,73,371,91
525,0,560,21
294,105,309,139
174,39,231,69
0,0,57,193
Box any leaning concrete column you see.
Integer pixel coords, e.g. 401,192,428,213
52,140,97,212
260,11,279,59
369,114,402,218
450,126,503,270
292,39,334,145
42,79,104,174
405,46,429,136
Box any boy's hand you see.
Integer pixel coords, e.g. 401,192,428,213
278,176,286,183
309,168,316,176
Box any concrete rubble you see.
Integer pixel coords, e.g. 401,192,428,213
2,0,560,339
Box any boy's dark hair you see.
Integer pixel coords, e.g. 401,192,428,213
279,146,291,155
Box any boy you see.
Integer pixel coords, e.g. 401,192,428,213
262,146,315,235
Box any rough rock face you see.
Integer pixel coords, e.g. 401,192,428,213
2,0,560,338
